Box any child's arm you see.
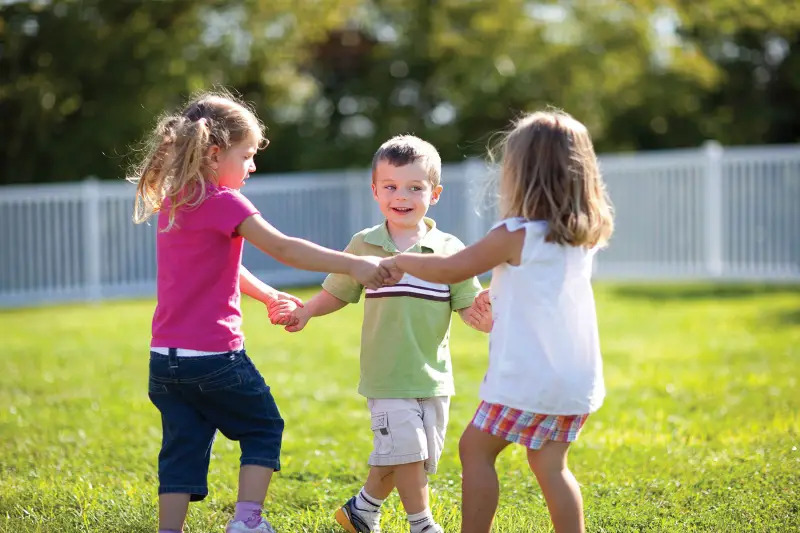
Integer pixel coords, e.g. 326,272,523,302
275,289,347,333
389,225,525,284
237,214,393,289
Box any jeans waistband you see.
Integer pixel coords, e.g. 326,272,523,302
151,347,240,358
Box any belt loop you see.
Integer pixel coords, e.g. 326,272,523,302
168,347,179,369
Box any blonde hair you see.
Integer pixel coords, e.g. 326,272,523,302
495,109,613,247
127,89,266,230
371,135,442,187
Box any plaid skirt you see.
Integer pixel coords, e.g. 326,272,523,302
471,401,588,450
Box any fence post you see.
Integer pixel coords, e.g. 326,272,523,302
348,171,365,237
82,177,102,301
464,158,486,245
704,141,724,277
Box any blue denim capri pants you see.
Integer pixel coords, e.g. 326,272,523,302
148,348,283,501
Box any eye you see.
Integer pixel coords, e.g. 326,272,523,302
410,186,421,191
385,185,396,190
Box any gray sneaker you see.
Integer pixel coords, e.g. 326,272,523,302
334,496,380,532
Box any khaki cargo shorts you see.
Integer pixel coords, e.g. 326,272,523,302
366,396,450,474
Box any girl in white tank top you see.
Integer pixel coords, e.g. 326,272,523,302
390,109,614,533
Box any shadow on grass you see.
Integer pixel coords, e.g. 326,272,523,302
763,308,800,326
280,471,361,484
610,284,800,302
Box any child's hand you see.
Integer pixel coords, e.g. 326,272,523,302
351,256,391,290
284,306,312,333
380,256,404,285
275,291,304,307
475,288,491,313
462,289,493,333
267,295,302,326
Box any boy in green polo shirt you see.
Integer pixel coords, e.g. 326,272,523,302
273,135,490,533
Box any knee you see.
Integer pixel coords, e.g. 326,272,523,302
527,450,567,478
371,464,397,481
527,454,548,476
459,432,487,467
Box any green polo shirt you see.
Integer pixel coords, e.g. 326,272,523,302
322,217,482,399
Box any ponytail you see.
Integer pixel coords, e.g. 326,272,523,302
127,90,265,230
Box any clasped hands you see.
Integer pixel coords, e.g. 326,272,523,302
356,255,404,289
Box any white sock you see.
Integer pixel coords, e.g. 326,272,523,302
408,508,437,533
353,487,383,526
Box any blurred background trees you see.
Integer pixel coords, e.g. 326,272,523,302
1,0,798,184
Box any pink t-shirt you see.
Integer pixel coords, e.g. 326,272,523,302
150,186,259,352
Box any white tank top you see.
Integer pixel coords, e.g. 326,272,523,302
479,218,605,415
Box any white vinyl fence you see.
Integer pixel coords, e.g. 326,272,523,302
1,143,799,308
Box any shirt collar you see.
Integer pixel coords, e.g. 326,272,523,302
363,217,444,253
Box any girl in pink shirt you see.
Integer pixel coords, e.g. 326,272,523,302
129,90,393,533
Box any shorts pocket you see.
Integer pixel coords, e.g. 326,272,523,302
199,372,243,392
370,412,393,455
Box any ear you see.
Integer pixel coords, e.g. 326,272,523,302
206,145,221,169
429,184,443,205
371,182,379,200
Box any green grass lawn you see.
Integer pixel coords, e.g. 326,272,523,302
1,284,799,533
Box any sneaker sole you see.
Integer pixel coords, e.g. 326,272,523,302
334,508,359,533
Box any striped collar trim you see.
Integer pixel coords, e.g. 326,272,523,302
363,217,444,253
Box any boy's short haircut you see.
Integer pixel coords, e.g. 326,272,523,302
371,135,442,187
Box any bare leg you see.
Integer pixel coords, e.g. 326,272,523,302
158,493,190,531
364,465,396,500
237,465,274,503
392,461,428,515
527,441,584,533
459,425,511,533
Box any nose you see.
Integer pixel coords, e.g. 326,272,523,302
249,161,256,173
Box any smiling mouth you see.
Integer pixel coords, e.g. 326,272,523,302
392,207,413,213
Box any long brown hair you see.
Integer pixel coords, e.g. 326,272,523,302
127,89,266,230
496,109,613,247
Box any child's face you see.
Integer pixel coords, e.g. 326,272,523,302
210,137,259,190
372,160,442,229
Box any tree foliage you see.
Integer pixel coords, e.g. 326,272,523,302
1,0,798,184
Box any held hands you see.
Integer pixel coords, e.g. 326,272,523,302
379,256,404,284
284,305,312,333
462,288,493,333
266,292,303,327
352,256,403,289
475,288,491,311
267,298,312,332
